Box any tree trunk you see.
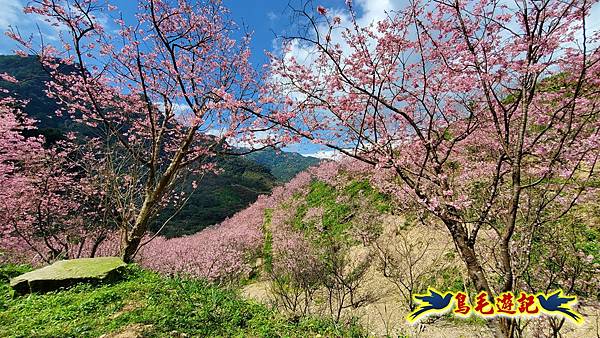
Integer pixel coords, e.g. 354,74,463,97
122,230,143,263
89,233,107,258
121,212,151,263
121,191,156,262
443,218,509,338
119,121,199,263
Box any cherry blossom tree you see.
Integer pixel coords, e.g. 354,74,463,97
0,84,114,263
257,1,600,336
0,89,44,262
11,0,265,262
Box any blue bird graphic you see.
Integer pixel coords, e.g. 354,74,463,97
536,290,582,323
407,288,453,322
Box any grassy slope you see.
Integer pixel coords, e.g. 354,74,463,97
0,265,363,338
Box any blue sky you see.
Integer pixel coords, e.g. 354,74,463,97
103,1,303,67
0,0,293,63
1,0,598,158
0,0,370,158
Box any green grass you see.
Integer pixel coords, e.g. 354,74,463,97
262,208,274,274
293,179,391,243
343,179,391,213
0,265,364,338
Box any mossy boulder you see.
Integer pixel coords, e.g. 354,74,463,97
10,257,126,295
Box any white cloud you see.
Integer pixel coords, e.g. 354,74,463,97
302,149,341,160
159,102,190,116
274,0,408,95
0,0,29,53
267,0,408,150
206,128,277,149
0,0,64,52
354,0,403,26
0,0,24,31
0,0,116,53
586,2,600,43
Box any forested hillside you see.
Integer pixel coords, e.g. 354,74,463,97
0,55,74,144
245,149,320,182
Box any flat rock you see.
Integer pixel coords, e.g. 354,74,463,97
10,257,126,295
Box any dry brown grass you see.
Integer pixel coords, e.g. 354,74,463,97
243,212,600,337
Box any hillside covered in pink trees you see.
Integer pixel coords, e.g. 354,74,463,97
136,160,364,281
